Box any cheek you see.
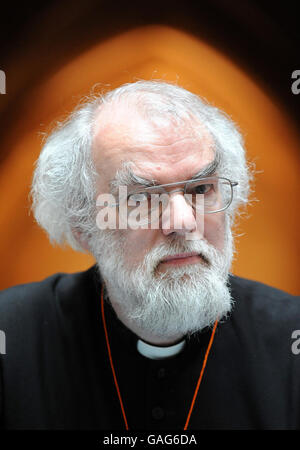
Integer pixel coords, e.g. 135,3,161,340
121,229,157,266
202,213,226,251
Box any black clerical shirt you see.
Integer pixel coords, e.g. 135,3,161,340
0,266,299,430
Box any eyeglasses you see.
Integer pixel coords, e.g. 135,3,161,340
112,176,238,225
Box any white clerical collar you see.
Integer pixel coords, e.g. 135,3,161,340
137,338,186,360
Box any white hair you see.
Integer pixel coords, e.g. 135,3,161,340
31,80,253,251
91,215,234,339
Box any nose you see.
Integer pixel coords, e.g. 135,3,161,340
161,191,201,237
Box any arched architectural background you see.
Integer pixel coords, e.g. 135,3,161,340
0,2,299,294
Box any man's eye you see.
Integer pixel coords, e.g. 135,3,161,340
127,193,149,203
194,184,213,195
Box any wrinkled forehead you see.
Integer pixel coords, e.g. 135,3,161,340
92,101,216,186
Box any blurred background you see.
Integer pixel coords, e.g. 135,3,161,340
0,0,299,294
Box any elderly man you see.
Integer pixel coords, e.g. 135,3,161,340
0,81,299,430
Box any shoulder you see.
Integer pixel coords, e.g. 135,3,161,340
229,274,297,300
228,273,300,340
229,274,299,309
0,265,99,330
229,274,299,314
229,274,300,306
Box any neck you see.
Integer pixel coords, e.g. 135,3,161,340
104,284,185,346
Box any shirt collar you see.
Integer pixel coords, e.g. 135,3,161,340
137,338,186,360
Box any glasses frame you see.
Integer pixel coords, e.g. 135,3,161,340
112,176,238,218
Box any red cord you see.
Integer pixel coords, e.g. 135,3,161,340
183,318,218,430
101,284,218,430
101,285,129,430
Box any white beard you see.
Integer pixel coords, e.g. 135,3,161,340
89,219,234,340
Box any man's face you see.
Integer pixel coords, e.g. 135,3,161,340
90,103,233,341
92,105,226,269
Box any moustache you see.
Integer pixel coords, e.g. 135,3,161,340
143,239,214,271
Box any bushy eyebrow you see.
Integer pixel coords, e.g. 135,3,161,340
110,162,157,193
190,155,220,179
110,154,220,193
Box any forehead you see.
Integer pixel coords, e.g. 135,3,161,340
92,102,216,186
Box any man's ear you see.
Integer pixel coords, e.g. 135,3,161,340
72,230,91,252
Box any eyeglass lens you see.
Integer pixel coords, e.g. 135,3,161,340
124,178,233,225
